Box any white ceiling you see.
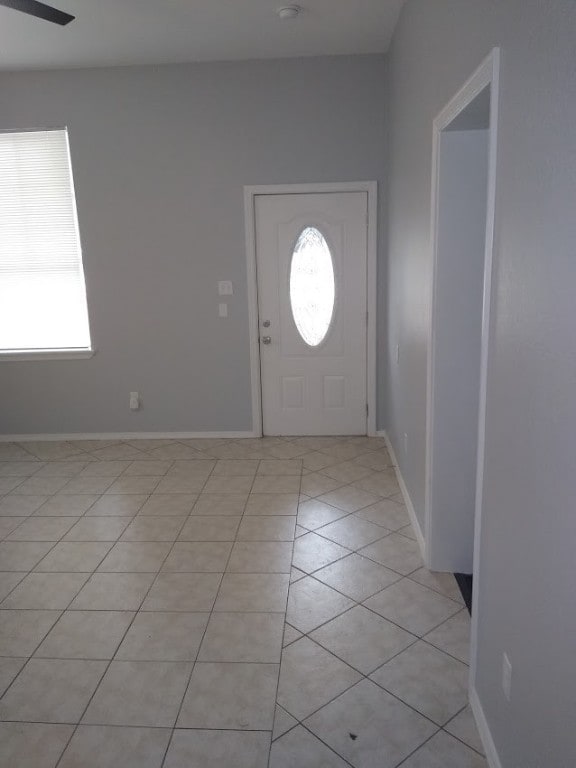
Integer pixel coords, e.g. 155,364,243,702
0,0,405,71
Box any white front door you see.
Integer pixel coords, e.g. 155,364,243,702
255,192,368,436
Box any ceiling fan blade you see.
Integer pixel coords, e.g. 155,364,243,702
0,0,75,25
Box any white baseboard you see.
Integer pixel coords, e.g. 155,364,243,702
380,432,500,767
470,687,503,768
0,431,259,442
378,430,427,562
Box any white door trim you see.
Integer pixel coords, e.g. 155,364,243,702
244,182,378,437
425,47,500,737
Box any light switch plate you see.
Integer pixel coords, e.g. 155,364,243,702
218,303,228,318
218,281,233,296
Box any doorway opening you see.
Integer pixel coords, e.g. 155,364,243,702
425,50,500,649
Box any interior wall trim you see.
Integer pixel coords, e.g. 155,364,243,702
378,429,426,561
470,686,503,768
0,431,258,442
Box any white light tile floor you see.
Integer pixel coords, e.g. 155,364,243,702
0,436,486,767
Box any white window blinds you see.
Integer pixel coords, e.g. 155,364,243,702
0,129,91,352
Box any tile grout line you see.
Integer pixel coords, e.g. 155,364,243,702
391,729,442,768
267,459,303,768
298,719,357,767
276,618,468,764
0,473,155,581
286,570,469,666
0,717,289,731
286,630,464,735
274,634,470,753
2,440,473,766
276,632,438,733
0,501,110,610
274,453,473,763
52,461,217,768
286,564,463,640
158,458,261,768
439,703,487,757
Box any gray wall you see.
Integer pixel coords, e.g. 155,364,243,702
385,1,576,766
0,55,387,434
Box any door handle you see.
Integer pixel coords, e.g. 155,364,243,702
261,336,272,345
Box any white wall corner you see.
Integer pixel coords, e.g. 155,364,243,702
377,430,426,561
469,687,503,768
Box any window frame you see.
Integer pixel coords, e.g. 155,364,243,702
0,126,94,362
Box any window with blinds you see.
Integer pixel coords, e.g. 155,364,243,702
0,129,92,354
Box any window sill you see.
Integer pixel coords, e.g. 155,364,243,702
0,349,95,362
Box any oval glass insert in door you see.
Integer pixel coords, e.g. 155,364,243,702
289,226,336,347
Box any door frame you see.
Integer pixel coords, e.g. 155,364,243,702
425,49,500,698
244,181,378,437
